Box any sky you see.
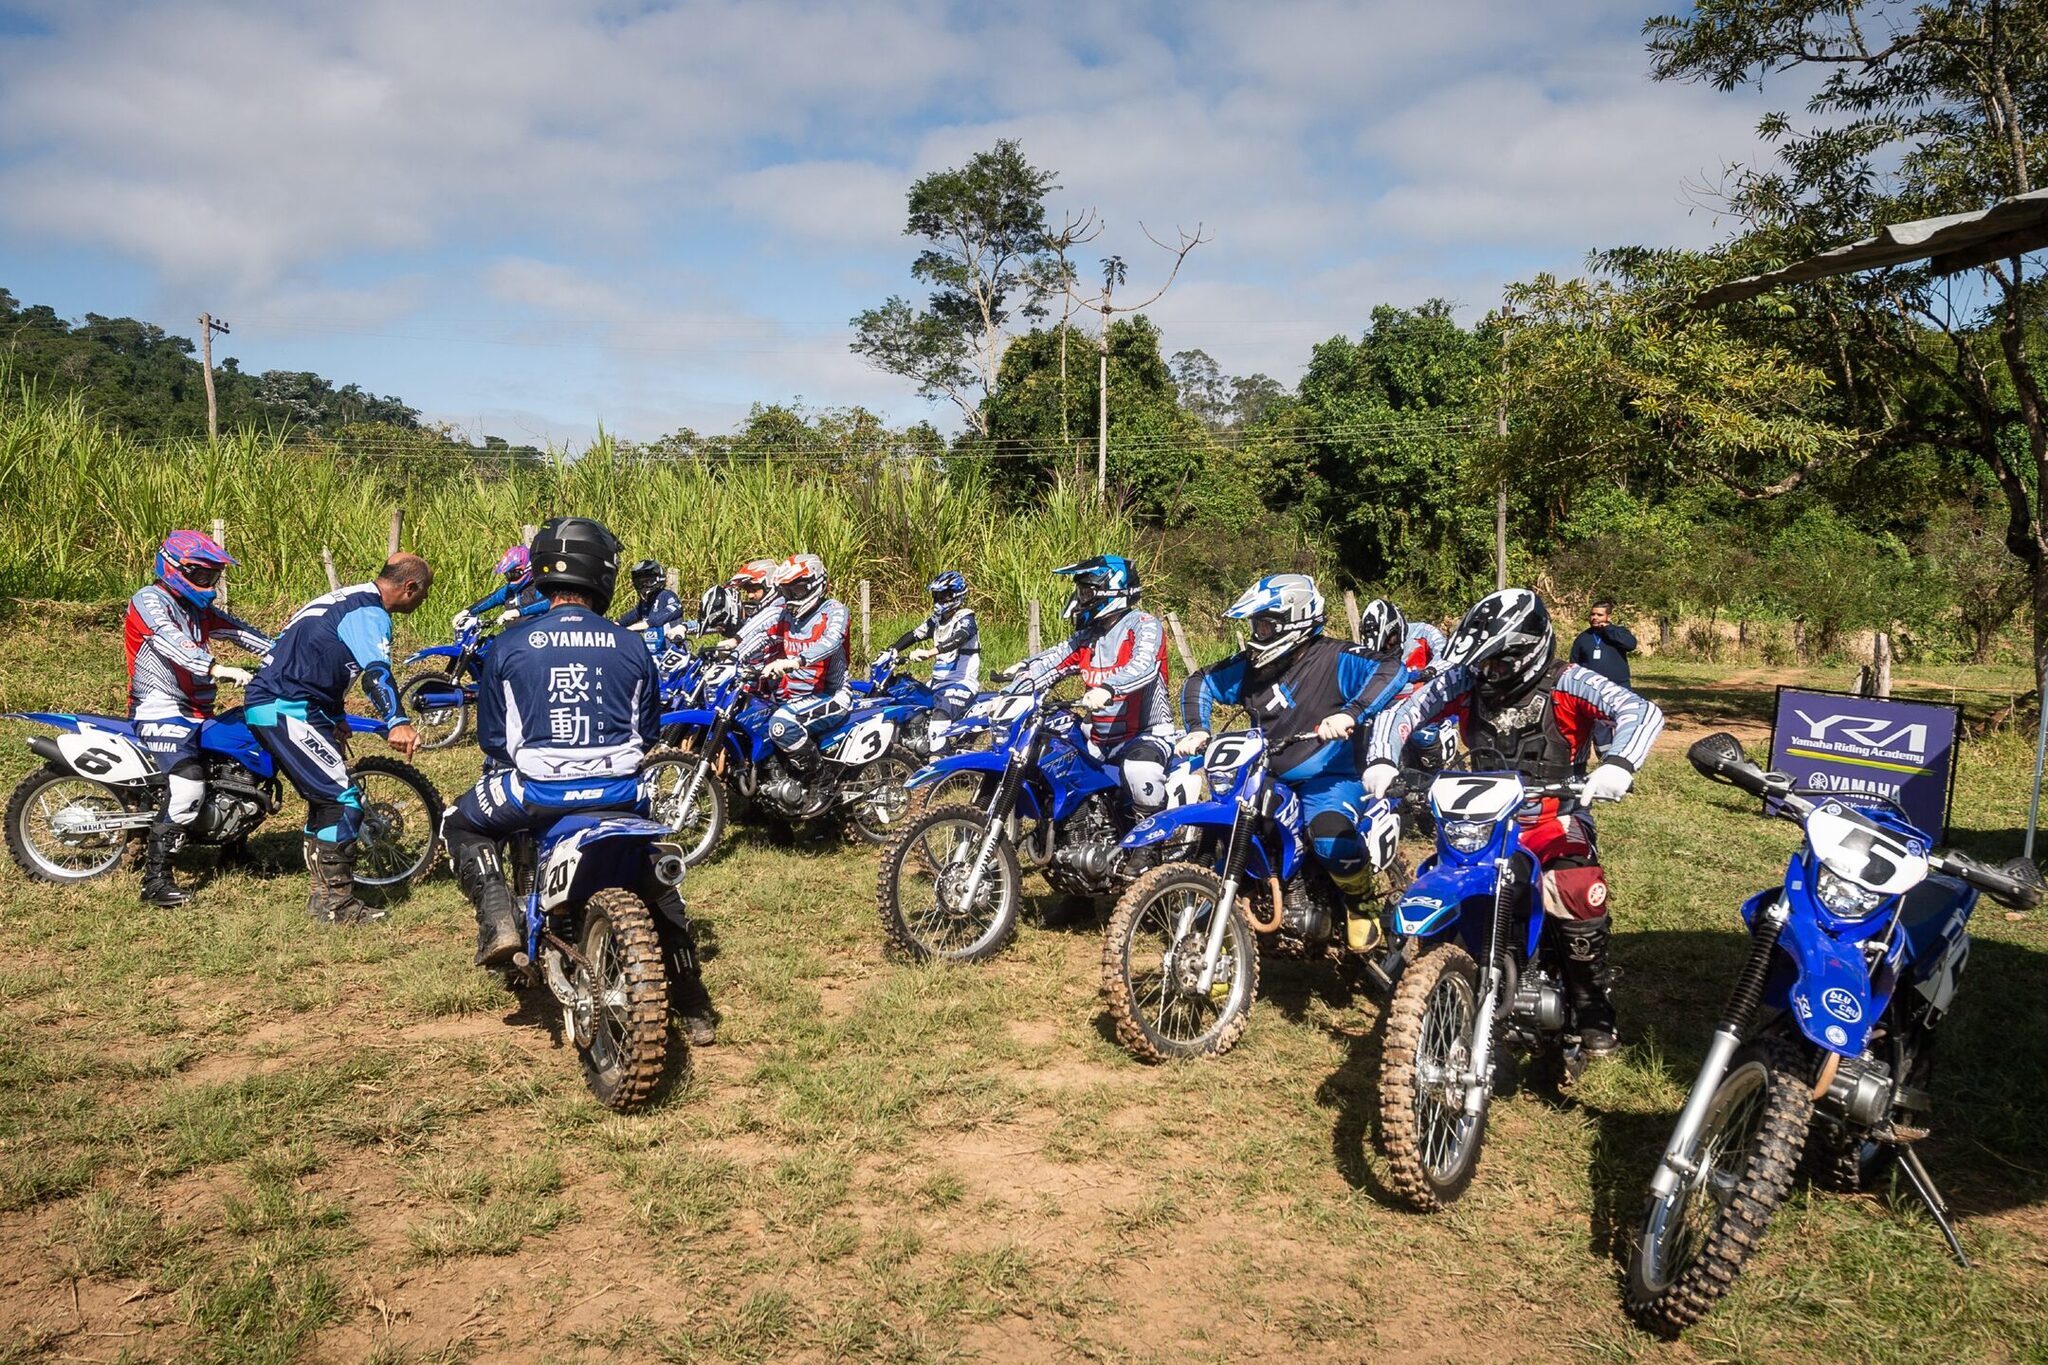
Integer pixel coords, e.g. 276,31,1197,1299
0,0,1796,446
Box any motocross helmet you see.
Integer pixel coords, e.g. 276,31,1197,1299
1441,588,1553,700
776,553,828,619
928,570,968,621
531,517,623,613
698,583,741,635
1055,555,1138,629
156,530,237,610
1357,597,1407,655
1223,573,1325,669
730,558,779,614
629,558,664,600
493,544,531,584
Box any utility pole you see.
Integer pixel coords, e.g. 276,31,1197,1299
197,313,230,442
1097,318,1111,498
1494,301,1515,592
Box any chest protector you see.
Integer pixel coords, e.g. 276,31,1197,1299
1467,659,1578,780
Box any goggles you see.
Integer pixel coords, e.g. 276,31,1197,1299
177,561,224,588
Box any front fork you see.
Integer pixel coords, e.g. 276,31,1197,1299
960,726,1035,904
1458,854,1516,1116
675,709,731,815
1192,802,1254,994
1649,896,1790,1201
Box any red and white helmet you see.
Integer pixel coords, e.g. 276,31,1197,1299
775,553,828,618
729,557,779,614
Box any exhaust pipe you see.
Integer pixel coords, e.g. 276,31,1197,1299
651,851,687,886
27,736,62,766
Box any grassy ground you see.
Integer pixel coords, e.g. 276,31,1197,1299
1,609,2045,1362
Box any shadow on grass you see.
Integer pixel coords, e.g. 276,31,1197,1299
1637,680,1778,732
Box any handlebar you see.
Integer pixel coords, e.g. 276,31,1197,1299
1687,730,2045,910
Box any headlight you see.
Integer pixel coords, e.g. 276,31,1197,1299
1442,819,1490,853
1815,867,1884,916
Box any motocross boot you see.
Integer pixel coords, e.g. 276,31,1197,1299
1326,864,1383,952
140,819,191,907
1556,915,1619,1057
304,837,377,925
453,836,521,968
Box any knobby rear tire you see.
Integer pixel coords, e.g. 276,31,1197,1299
4,767,138,884
575,888,672,1112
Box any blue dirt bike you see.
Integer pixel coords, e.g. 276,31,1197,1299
1101,728,1407,1061
5,707,443,890
396,619,492,751
643,667,926,864
1374,766,1604,1211
873,680,1202,963
1626,733,2041,1334
498,808,692,1111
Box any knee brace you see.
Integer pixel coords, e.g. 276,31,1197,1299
162,761,206,828
1541,858,1611,921
1307,809,1368,878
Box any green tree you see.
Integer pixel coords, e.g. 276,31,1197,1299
850,141,1061,438
1647,0,2048,675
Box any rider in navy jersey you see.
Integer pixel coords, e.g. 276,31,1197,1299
443,518,717,1045
878,570,981,738
617,558,684,646
245,557,429,924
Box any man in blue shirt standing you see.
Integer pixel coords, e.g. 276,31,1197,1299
443,518,717,1046
246,556,430,924
1568,599,1638,688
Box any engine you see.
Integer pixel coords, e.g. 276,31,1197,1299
1821,1052,1894,1127
192,771,272,843
1048,796,1122,895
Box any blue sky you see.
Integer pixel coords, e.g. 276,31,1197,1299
0,0,1790,445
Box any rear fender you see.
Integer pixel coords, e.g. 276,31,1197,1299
535,815,673,915
45,729,156,787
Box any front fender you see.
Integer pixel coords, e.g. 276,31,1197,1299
404,644,463,665
1124,798,1234,849
906,752,1041,819
660,706,719,730
1394,861,1498,939
1770,882,1888,1056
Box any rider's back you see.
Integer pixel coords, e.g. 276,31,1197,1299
479,605,662,783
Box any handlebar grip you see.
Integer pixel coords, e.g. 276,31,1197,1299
1687,731,1769,797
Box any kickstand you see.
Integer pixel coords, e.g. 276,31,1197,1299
1896,1144,1971,1268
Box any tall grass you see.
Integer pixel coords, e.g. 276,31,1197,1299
0,377,1144,626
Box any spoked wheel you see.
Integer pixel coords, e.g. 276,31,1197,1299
1627,1034,1814,1335
397,674,469,750
347,756,445,887
568,888,671,1111
904,769,992,827
641,749,727,867
1379,944,1487,1211
875,803,1021,963
843,747,917,846
1101,863,1259,1062
4,769,137,883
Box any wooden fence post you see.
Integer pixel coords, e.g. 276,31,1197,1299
387,507,403,560
522,524,538,546
1792,617,1808,664
1344,590,1361,643
1027,599,1041,655
1166,612,1197,675
210,518,227,603
319,547,340,593
1874,631,1893,699
859,579,871,660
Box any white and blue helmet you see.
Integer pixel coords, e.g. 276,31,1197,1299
1224,573,1325,668
1055,555,1139,628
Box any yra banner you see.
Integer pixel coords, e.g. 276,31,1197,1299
1769,688,1961,838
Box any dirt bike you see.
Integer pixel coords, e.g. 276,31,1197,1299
499,811,692,1111
645,666,922,863
5,708,442,890
1625,733,2042,1335
395,618,492,751
873,681,1200,964
1375,767,1599,1211
1101,727,1406,1061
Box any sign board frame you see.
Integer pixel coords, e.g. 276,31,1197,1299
1768,685,1961,841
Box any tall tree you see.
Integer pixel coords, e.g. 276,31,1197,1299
1646,0,2048,676
850,141,1061,438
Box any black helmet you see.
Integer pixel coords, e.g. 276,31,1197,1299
532,517,624,612
629,558,664,597
698,583,741,634
1357,597,1407,655
1441,588,1553,699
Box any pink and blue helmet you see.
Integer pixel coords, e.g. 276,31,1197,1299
493,545,531,583
155,530,236,610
